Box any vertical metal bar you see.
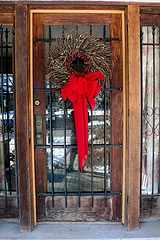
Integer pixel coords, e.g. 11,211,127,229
48,26,54,207
49,86,54,207
5,28,12,195
64,102,67,208
49,26,51,47
152,25,156,208
90,26,92,36
0,23,7,208
104,83,107,208
61,25,67,207
76,26,78,35
62,26,65,39
78,162,80,208
13,28,19,208
103,25,106,39
140,29,144,208
91,108,93,207
103,25,107,207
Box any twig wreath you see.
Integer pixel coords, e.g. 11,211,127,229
46,34,111,90
46,34,111,171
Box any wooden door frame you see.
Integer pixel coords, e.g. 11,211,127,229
30,7,126,224
11,3,141,231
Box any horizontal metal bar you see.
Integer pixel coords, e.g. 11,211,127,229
34,88,52,92
33,38,51,43
0,195,19,198
141,43,160,46
140,194,160,197
34,88,122,92
0,41,14,45
100,37,121,41
106,87,122,91
37,192,122,197
36,144,122,149
0,45,13,49
33,37,121,43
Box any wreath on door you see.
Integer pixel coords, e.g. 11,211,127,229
46,34,111,88
46,34,111,171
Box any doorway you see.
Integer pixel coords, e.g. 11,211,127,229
31,10,124,222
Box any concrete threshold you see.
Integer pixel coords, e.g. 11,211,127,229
0,221,160,239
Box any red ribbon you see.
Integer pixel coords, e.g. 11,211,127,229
61,72,103,171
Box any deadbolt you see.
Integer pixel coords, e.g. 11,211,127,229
34,99,41,106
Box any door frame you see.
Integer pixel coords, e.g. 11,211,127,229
30,8,126,225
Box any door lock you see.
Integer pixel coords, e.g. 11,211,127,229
35,115,44,145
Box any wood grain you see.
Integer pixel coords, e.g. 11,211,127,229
0,13,14,25
15,4,35,232
33,13,47,221
110,14,123,221
141,14,160,26
43,13,112,25
127,5,141,231
140,197,160,221
45,196,113,221
0,198,18,219
0,6,15,13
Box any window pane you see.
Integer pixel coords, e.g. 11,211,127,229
141,26,160,195
0,25,17,197
45,25,112,194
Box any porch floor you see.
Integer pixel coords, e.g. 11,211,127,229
0,221,160,239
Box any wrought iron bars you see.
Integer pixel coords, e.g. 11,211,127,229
0,23,19,209
34,25,122,209
140,25,160,208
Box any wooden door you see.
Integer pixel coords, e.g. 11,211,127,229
32,11,123,222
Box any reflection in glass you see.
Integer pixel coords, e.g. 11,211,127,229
141,26,160,195
89,91,111,145
45,25,111,194
0,25,17,197
47,148,65,193
0,75,17,195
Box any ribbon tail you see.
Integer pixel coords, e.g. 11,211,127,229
73,95,87,172
84,97,88,161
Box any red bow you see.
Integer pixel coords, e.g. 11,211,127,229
61,72,103,171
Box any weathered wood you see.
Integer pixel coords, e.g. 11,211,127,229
110,14,123,221
127,5,141,231
0,1,126,8
43,13,112,25
141,14,160,26
123,7,129,227
2,1,160,8
45,196,113,222
33,13,47,221
15,4,35,232
140,197,160,221
0,13,14,25
33,11,124,223
0,6,15,13
0,198,19,219
140,7,160,15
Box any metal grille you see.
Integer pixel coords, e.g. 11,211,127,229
0,23,19,209
141,25,160,208
34,25,122,208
